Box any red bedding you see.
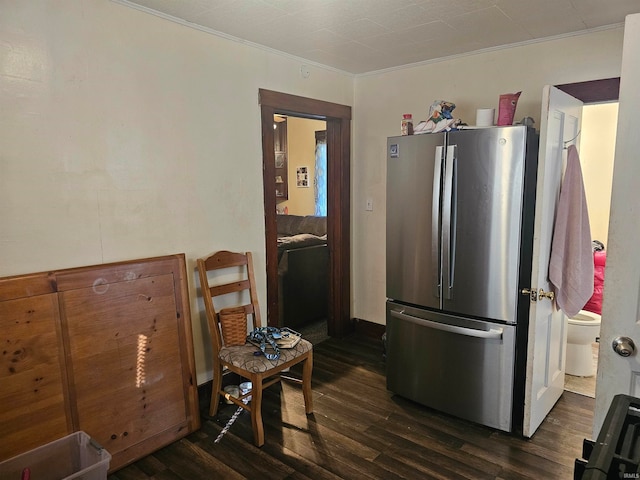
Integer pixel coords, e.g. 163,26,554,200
583,250,606,314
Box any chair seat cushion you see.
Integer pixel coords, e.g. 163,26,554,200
219,338,312,373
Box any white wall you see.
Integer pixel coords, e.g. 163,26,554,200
1,1,629,381
352,28,626,325
581,103,618,247
0,0,353,384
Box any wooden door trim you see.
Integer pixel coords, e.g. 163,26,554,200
259,89,352,338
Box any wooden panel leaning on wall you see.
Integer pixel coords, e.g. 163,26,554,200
0,254,200,472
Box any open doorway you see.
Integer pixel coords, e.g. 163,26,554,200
273,115,330,344
563,101,618,398
259,89,352,339
553,78,620,399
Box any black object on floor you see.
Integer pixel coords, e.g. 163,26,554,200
575,394,640,479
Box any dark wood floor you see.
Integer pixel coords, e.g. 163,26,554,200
108,332,594,480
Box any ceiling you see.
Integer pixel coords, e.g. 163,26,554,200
119,0,640,75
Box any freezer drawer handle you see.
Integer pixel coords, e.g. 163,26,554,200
391,310,503,340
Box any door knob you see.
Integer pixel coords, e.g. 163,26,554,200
612,337,636,357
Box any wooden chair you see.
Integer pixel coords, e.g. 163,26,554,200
197,250,313,447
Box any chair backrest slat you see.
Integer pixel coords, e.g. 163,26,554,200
203,251,248,270
209,279,251,298
197,251,261,351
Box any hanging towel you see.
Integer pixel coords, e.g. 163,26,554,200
549,145,594,317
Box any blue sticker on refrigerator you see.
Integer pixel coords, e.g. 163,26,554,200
389,143,399,158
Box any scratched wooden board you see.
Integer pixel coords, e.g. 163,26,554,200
0,290,72,460
55,255,199,471
60,274,186,454
0,254,199,472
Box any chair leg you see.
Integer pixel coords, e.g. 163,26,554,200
302,351,313,414
250,373,265,447
209,360,224,417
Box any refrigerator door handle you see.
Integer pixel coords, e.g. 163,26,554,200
442,144,456,299
450,146,458,292
432,146,444,297
390,310,504,340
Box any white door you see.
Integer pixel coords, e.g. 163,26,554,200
593,13,640,438
523,85,583,437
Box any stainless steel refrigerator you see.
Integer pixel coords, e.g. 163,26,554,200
386,125,538,433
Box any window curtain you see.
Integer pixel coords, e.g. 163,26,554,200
314,131,327,216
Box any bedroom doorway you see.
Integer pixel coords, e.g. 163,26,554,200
274,115,329,343
259,89,352,338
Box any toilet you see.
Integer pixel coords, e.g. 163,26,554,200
566,310,601,377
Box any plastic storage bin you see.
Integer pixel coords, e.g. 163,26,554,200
0,431,111,480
